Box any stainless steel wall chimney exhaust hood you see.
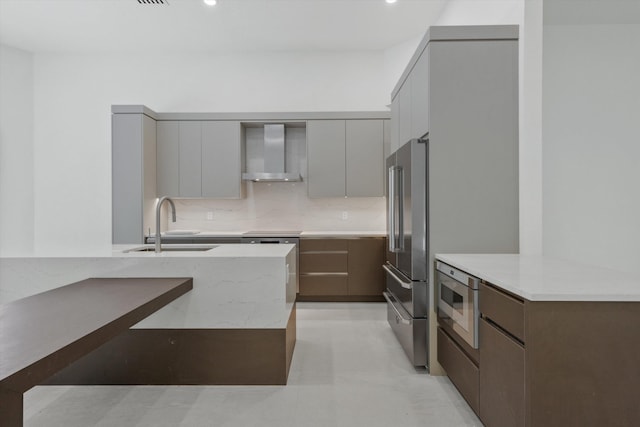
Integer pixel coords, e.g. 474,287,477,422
242,124,302,182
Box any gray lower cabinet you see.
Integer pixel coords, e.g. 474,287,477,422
112,112,157,244
307,119,385,198
156,120,242,199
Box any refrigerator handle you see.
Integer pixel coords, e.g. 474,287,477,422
397,167,405,251
383,263,413,290
388,166,397,252
383,291,412,325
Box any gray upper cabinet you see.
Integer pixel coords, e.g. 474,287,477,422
392,44,430,146
156,121,179,197
307,120,346,198
156,120,243,199
307,119,385,198
398,78,412,146
178,121,202,197
390,96,400,153
112,105,390,244
346,120,384,197
112,112,157,244
202,121,242,198
411,45,430,139
383,118,391,189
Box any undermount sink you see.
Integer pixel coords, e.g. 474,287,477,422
124,245,218,253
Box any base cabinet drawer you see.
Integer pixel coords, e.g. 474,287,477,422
298,238,385,301
300,252,348,273
437,327,479,415
479,317,525,427
299,275,348,296
300,239,348,252
480,282,525,342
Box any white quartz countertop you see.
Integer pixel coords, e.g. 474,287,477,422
299,231,386,237
3,244,297,328
113,243,294,258
155,230,386,238
435,254,640,302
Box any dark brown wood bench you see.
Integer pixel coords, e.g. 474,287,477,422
0,277,192,427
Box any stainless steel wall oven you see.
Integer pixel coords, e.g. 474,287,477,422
436,261,480,349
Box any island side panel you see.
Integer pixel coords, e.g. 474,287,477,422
526,301,640,427
45,304,296,386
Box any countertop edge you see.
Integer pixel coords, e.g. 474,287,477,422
435,254,640,302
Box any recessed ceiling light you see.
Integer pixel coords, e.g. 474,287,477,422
385,0,397,4
203,0,217,5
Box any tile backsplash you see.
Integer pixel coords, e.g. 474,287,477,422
168,181,386,232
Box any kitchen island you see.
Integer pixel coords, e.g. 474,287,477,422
435,254,640,427
0,244,297,385
0,277,193,427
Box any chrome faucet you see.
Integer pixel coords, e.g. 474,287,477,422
155,196,176,253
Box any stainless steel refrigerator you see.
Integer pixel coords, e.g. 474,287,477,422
383,138,429,368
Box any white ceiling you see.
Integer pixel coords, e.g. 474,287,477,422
0,0,448,54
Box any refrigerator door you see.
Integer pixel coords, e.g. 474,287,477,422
395,139,428,282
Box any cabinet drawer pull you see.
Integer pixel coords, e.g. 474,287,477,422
301,272,348,277
300,250,348,255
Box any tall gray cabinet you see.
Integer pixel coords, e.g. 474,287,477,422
388,25,520,373
112,107,157,244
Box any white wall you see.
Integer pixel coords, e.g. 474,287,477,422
0,45,34,256
435,0,524,26
383,34,424,102
542,22,640,274
519,0,544,255
29,51,389,255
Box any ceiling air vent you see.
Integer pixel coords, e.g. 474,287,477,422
137,0,169,5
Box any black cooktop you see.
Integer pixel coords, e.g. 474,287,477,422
243,230,302,238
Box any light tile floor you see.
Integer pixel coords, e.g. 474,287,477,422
24,302,482,426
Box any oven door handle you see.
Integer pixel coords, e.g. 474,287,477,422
383,291,412,325
383,263,413,290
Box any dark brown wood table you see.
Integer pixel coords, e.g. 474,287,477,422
0,277,193,427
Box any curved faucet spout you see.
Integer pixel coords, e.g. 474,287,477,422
155,196,177,253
